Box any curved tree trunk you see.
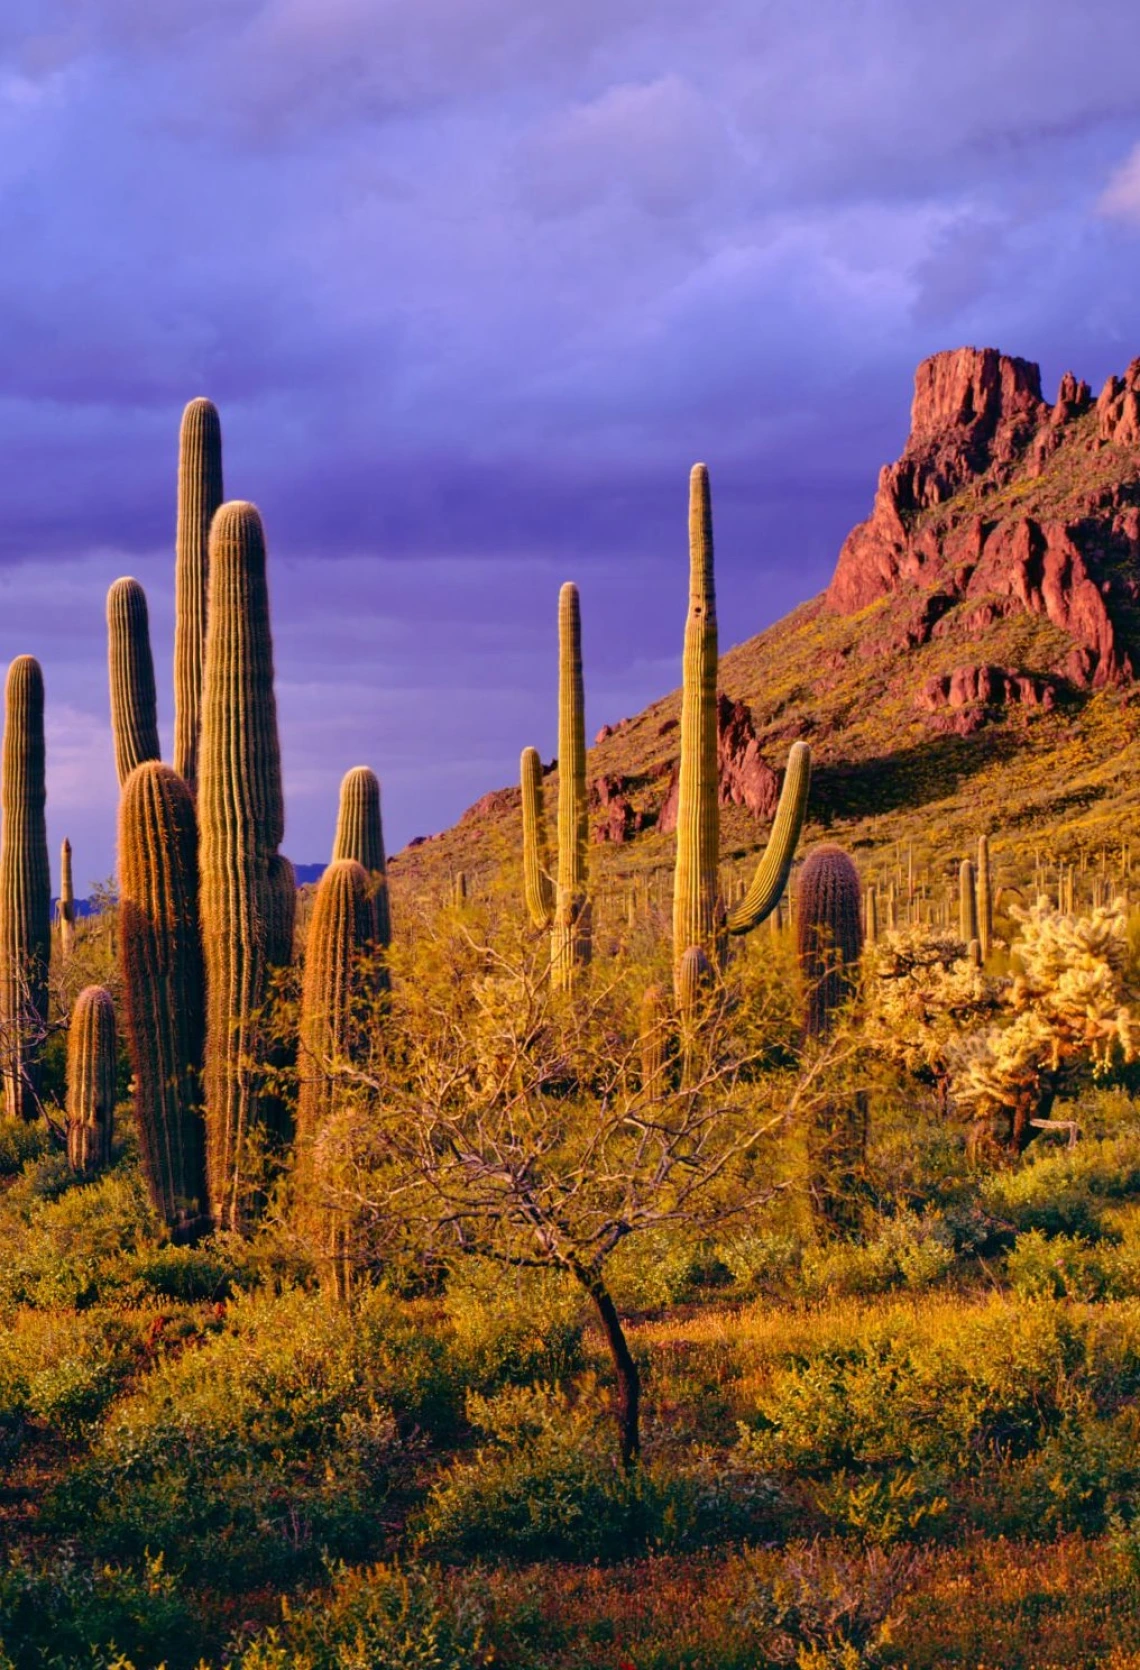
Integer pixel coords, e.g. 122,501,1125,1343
573,1262,640,1469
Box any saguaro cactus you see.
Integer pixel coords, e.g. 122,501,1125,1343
295,858,373,1296
639,983,671,1101
174,398,224,792
672,465,810,983
66,986,117,1178
0,657,50,1120
332,765,391,949
107,578,161,788
864,883,879,946
977,834,993,960
119,762,208,1240
198,501,289,1232
551,582,590,987
520,746,554,929
59,837,76,959
797,844,864,1041
959,858,978,947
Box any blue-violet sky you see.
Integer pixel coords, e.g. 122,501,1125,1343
4,0,1140,888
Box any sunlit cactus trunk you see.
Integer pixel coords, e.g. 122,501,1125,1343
198,501,289,1233
58,837,76,960
107,578,161,789
0,657,50,1121
977,834,993,960
672,464,721,979
551,582,590,987
960,858,978,946
66,986,117,1178
520,746,554,929
864,883,879,945
119,761,208,1240
174,398,224,793
332,765,391,954
295,858,374,1298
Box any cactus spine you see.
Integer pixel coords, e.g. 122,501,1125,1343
174,398,224,792
551,582,590,986
521,746,554,929
332,766,391,949
296,858,374,1296
198,501,289,1232
671,465,810,983
107,578,161,788
59,837,76,959
959,858,978,947
0,658,50,1120
797,844,864,1041
66,986,117,1178
977,834,993,960
119,762,208,1239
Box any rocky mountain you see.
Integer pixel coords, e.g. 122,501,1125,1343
391,347,1140,903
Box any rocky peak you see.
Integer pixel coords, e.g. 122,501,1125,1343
824,345,1140,698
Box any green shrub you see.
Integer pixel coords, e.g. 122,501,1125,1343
799,1215,955,1300
981,1133,1140,1241
0,1167,158,1309
443,1262,585,1391
0,1116,51,1178
1007,1229,1112,1301
0,1309,145,1449
0,1550,197,1670
125,1240,254,1304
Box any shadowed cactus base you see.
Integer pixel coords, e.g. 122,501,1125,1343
66,986,117,1178
198,500,289,1233
119,762,208,1240
0,656,50,1121
107,577,161,788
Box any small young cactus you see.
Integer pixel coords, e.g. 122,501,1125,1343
107,578,161,788
977,834,993,960
551,583,590,986
0,657,51,1121
959,858,978,946
119,762,208,1240
174,398,224,792
797,844,863,1040
332,766,391,948
66,986,117,1178
864,883,879,945
58,837,76,960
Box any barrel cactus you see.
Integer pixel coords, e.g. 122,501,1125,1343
66,986,117,1178
0,657,51,1121
797,844,864,1041
174,397,224,792
198,501,290,1232
119,761,208,1240
107,578,161,788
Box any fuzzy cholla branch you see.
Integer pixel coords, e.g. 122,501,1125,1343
862,926,1004,1091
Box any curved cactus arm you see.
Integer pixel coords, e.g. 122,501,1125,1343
521,745,554,929
726,741,811,936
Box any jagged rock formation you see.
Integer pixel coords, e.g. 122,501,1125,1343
826,347,1140,699
658,695,778,834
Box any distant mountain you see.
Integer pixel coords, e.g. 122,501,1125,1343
391,346,1140,903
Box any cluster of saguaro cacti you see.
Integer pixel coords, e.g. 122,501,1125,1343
119,761,208,1240
0,657,51,1122
66,986,117,1177
107,577,161,788
672,464,811,989
521,583,591,987
198,501,292,1232
295,858,375,1295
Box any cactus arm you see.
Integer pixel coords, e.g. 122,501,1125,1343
174,398,224,792
521,746,554,929
107,578,161,788
726,741,812,935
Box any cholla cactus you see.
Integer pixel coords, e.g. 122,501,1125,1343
951,898,1138,1153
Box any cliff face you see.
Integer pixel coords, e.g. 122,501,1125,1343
825,347,1140,704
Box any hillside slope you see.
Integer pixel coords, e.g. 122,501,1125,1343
391,347,1140,915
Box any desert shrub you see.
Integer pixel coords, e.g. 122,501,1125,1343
0,1309,145,1452
443,1261,586,1391
0,1550,197,1670
799,1214,955,1300
981,1131,1140,1240
712,1228,802,1297
0,1116,52,1178
125,1240,255,1304
49,1288,410,1586
234,1561,489,1670
1007,1229,1114,1300
607,1226,734,1312
0,1166,158,1309
997,1395,1140,1536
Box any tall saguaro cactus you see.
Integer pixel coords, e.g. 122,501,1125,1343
59,837,76,959
198,501,289,1232
174,398,224,792
296,858,373,1296
552,582,590,986
0,657,50,1121
119,762,208,1240
66,986,117,1178
977,835,993,960
107,578,161,788
671,465,811,986
959,859,978,947
332,766,391,950
520,746,554,930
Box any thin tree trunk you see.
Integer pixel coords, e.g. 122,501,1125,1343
573,1263,640,1468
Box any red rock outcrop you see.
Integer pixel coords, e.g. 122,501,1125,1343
825,346,1140,693
590,773,648,844
658,695,779,834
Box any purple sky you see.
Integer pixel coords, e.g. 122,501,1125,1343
4,1,1140,888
